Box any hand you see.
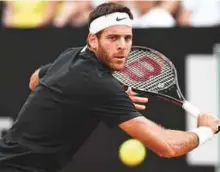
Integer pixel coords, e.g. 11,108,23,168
126,87,148,111
197,112,220,134
29,68,40,91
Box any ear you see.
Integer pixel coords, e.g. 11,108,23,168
88,33,98,49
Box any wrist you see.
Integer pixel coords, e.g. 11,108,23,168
191,127,214,146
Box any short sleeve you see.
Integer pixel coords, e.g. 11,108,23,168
90,78,142,128
39,63,52,78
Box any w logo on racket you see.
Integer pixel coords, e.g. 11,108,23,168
121,57,161,81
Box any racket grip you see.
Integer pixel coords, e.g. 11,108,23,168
183,101,220,134
182,101,201,118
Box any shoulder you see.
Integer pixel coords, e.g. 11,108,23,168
47,46,84,70
56,47,83,60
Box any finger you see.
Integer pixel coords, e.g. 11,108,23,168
126,87,137,96
134,103,146,111
129,96,148,103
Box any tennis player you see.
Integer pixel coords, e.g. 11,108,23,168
0,2,219,172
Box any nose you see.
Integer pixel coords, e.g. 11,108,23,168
117,38,126,50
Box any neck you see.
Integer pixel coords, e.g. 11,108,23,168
87,46,114,73
88,46,101,61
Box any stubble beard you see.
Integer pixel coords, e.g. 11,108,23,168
97,43,126,72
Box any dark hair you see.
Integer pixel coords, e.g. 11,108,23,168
88,2,133,27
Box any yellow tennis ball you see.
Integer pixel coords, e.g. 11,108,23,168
119,139,146,167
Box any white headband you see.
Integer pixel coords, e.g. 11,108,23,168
89,12,132,34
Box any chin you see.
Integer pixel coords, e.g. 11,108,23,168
112,65,125,71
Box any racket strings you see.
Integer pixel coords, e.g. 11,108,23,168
128,50,175,89
142,71,175,91
114,71,174,92
113,49,175,92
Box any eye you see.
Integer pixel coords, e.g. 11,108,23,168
125,36,132,42
109,36,117,41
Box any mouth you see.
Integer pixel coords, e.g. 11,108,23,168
114,56,126,59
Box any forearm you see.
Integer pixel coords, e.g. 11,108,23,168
137,120,198,158
162,129,198,157
120,116,199,158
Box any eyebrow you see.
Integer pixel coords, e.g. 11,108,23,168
107,34,133,37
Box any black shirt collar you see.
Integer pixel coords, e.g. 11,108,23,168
80,46,112,73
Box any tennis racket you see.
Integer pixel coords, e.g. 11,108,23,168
113,46,215,120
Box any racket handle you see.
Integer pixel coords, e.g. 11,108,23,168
182,101,201,118
183,101,220,134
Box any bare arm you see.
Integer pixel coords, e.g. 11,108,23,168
29,69,40,91
119,116,198,158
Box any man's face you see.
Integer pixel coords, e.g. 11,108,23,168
95,25,132,71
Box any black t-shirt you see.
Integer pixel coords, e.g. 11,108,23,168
0,47,142,172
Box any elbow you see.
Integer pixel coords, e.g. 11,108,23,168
29,70,40,91
29,82,35,91
156,148,176,158
29,77,38,91
29,78,37,91
152,143,180,158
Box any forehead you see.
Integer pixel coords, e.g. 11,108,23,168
102,25,132,36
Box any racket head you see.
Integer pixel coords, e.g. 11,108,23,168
113,46,185,102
